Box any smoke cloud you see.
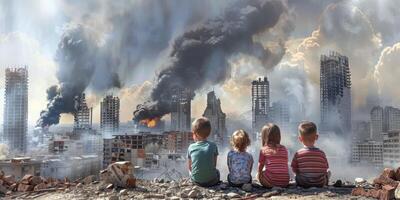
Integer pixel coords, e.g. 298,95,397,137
37,0,224,127
133,0,291,122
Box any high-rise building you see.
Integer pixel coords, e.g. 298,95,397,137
369,105,400,141
74,93,92,131
383,130,400,168
370,106,384,141
320,51,352,135
352,121,371,141
271,101,290,133
3,67,28,153
383,106,400,131
252,77,270,139
100,95,120,135
203,91,227,143
170,87,192,132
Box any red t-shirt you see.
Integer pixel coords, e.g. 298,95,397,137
259,145,289,187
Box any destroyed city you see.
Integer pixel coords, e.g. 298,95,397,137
1,0,400,199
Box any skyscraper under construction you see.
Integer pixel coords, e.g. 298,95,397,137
320,51,351,135
74,93,92,131
170,87,192,132
100,95,120,136
3,67,28,153
252,77,270,139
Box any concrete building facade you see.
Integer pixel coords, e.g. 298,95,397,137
370,106,384,141
202,91,227,143
320,51,352,135
170,88,192,132
271,101,290,133
383,106,400,132
383,130,400,168
74,93,92,131
351,140,383,168
100,95,120,136
252,77,270,140
3,67,28,153
102,133,164,168
164,131,193,154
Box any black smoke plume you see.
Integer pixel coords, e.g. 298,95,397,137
37,25,121,127
133,0,289,121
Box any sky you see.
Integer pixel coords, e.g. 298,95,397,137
0,0,400,126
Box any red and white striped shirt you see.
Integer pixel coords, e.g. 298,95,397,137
259,145,289,187
291,147,329,187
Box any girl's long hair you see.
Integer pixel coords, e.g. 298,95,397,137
261,123,281,147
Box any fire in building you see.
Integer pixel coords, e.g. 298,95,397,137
320,51,352,135
202,91,227,144
100,95,120,136
73,93,93,131
170,87,192,132
252,77,270,139
3,67,28,153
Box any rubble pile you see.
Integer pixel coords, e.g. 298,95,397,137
352,167,400,200
0,161,375,200
0,171,81,197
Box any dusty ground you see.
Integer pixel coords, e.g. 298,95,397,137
2,179,375,200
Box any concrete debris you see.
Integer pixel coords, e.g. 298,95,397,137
100,161,136,188
352,166,400,200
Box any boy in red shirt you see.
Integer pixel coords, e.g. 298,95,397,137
291,121,330,188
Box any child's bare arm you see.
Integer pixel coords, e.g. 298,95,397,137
257,162,264,174
188,159,192,172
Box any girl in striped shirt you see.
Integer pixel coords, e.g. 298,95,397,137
257,123,290,188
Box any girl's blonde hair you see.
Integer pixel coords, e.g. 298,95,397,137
261,123,281,147
230,130,251,152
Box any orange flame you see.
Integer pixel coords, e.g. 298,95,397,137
140,118,159,128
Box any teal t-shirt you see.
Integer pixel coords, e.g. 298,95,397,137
187,140,219,183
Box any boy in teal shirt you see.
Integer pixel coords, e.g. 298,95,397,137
187,117,220,187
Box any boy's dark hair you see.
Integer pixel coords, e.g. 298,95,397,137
261,123,281,147
192,117,211,138
298,121,317,137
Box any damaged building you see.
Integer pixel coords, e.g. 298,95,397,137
170,88,192,132
103,132,164,169
74,93,93,132
202,91,227,144
100,95,120,136
252,77,270,140
320,51,352,136
3,67,28,153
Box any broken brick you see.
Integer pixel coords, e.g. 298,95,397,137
395,167,400,181
380,185,395,200
373,175,399,188
30,176,42,186
17,183,33,192
20,174,33,185
34,183,48,191
3,175,16,185
351,187,364,196
382,168,396,179
100,161,136,188
82,175,94,185
0,184,9,194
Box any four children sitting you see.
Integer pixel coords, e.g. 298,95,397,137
187,117,330,188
